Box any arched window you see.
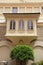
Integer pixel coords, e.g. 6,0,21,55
10,20,15,30
27,20,33,30
13,22,15,29
19,20,24,30
10,21,12,29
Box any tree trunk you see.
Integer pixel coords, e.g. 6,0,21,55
16,59,27,65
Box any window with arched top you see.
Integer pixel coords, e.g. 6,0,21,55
27,20,33,30
10,20,15,30
19,20,24,30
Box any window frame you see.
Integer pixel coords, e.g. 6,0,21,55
41,7,43,13
10,20,16,30
19,20,24,30
12,7,18,13
27,20,33,30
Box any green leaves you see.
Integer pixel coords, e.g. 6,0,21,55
38,60,43,65
10,45,34,61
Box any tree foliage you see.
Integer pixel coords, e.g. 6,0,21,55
38,60,43,65
10,45,34,61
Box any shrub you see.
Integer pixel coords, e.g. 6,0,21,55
31,63,37,65
10,45,34,61
38,60,43,65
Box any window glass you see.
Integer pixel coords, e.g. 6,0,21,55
10,21,12,29
19,20,24,30
27,20,33,30
41,7,43,12
13,22,15,29
10,20,15,30
12,7,18,13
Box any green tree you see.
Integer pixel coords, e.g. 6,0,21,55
10,45,34,65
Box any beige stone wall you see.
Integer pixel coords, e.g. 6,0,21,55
0,40,15,65
0,3,42,23
0,2,43,64
3,13,37,44
0,23,6,41
0,22,43,64
0,23,16,65
37,23,43,40
33,23,43,62
34,41,43,62
0,0,43,3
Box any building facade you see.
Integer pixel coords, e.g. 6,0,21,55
0,0,43,65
